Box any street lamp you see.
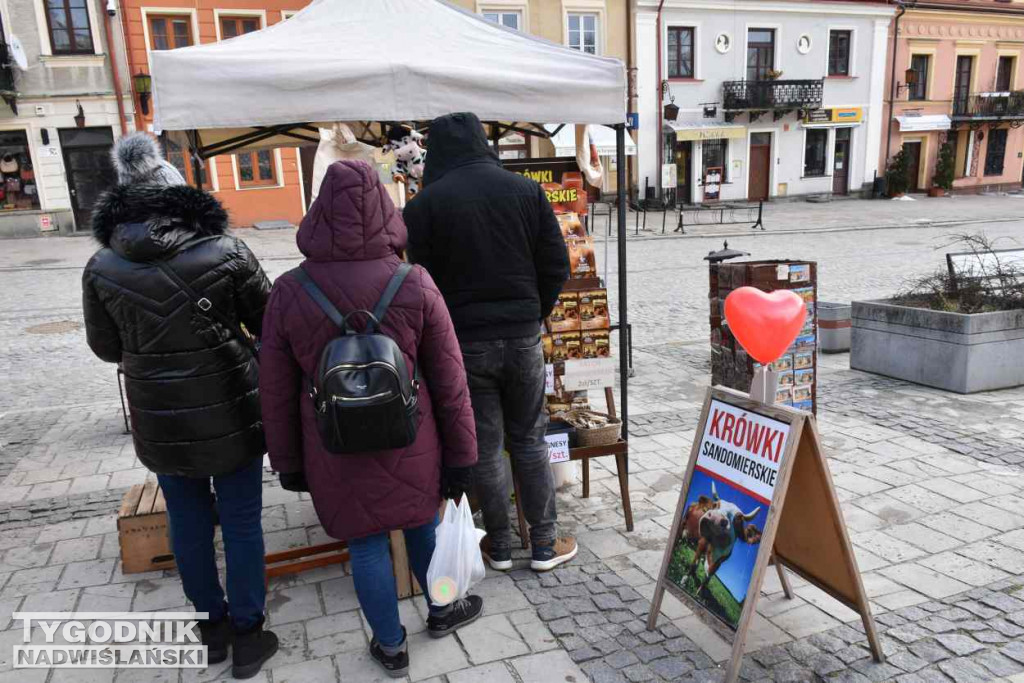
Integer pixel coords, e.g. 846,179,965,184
74,101,85,128
896,67,919,97
133,72,153,115
662,80,679,121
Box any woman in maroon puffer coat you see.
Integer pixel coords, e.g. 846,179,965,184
259,160,482,678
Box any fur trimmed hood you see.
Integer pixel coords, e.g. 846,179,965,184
91,184,229,260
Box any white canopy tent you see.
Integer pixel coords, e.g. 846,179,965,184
151,0,625,137
148,0,636,505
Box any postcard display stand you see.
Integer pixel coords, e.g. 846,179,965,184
711,261,818,413
507,159,633,535
646,387,883,681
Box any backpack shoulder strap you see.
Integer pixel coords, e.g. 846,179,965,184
289,266,347,332
370,263,413,332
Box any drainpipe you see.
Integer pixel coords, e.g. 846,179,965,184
102,1,128,135
655,0,666,200
883,1,907,170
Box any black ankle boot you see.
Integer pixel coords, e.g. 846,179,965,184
198,613,231,664
231,617,278,680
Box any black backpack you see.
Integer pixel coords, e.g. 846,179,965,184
290,264,420,454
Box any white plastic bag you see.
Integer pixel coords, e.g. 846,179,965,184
426,494,486,606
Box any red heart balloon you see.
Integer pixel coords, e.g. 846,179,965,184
724,287,808,365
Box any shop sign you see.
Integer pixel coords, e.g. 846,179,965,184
39,215,54,231
504,157,589,215
675,125,746,142
37,146,59,158
562,357,615,391
661,163,678,189
804,109,831,124
627,113,639,130
831,108,862,123
546,431,571,464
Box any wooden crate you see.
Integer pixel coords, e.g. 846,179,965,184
117,480,176,574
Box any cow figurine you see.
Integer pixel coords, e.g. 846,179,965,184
685,483,763,594
382,125,426,197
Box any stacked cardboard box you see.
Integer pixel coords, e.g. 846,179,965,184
710,260,818,413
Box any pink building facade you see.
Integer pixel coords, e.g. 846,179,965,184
883,1,1024,194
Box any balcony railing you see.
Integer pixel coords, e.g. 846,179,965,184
952,91,1024,121
722,79,824,111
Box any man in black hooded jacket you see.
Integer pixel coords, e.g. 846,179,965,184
404,112,577,572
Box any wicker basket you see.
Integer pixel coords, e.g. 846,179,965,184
575,418,622,447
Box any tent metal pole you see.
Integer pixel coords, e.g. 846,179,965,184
189,130,203,190
615,123,629,445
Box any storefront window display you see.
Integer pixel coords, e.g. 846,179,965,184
0,131,41,212
702,139,727,182
803,129,828,177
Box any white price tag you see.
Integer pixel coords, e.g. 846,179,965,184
561,358,615,392
544,364,555,394
776,264,790,281
546,432,570,464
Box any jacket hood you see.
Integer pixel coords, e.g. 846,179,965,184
422,112,499,187
297,160,407,262
91,184,229,262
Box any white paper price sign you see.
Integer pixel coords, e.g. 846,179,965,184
546,432,570,464
545,364,555,394
561,358,615,392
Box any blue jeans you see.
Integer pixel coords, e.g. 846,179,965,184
347,516,442,647
157,458,266,630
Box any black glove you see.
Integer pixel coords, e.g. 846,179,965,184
279,471,310,493
441,466,474,500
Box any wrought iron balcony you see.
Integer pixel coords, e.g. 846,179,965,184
722,79,824,112
952,91,1024,122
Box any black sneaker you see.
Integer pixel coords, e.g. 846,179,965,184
426,595,484,638
480,535,512,571
369,628,409,679
531,537,578,572
231,617,278,680
197,612,231,665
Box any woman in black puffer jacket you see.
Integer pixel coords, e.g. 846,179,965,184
83,133,277,679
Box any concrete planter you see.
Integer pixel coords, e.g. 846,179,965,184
851,300,1024,393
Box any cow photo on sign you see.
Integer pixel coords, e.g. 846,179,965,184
666,399,789,629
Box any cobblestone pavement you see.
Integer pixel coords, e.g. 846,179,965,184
2,197,1024,682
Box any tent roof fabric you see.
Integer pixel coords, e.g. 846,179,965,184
547,125,636,157
151,0,627,132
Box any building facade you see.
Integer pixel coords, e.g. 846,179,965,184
448,0,633,190
883,0,1024,194
120,0,308,227
0,0,133,237
635,0,893,205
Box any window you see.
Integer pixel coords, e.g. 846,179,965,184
985,128,1007,176
804,129,828,177
702,139,727,182
997,56,1015,92
44,0,94,54
162,135,207,187
828,30,851,77
220,15,261,39
238,149,277,187
668,27,694,79
954,55,973,112
909,54,929,101
148,15,193,50
483,10,520,30
567,13,598,54
0,131,41,212
747,29,775,81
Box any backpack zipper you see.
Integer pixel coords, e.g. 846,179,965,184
331,390,394,403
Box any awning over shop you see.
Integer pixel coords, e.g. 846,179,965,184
895,114,952,133
151,0,626,134
547,124,636,156
665,121,747,142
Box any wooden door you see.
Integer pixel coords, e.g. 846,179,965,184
832,128,851,195
59,127,115,231
903,141,922,192
674,141,691,204
748,133,771,201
